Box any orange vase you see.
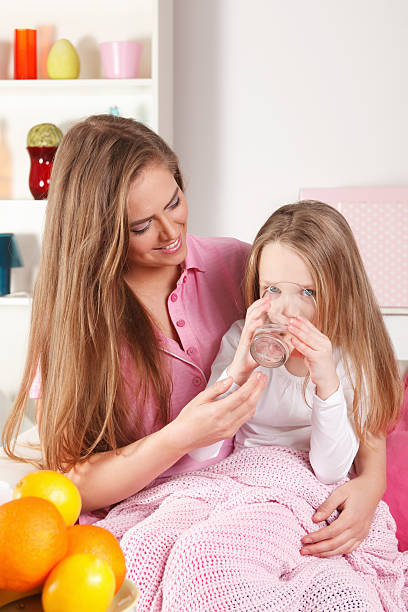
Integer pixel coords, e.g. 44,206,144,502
14,29,37,79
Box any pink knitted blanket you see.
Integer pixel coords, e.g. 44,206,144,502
96,447,408,611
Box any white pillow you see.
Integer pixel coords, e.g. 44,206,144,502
0,425,40,487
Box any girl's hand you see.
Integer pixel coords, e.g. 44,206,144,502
288,316,339,400
228,295,271,385
169,372,267,453
300,475,382,557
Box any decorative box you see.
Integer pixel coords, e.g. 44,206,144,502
298,187,408,309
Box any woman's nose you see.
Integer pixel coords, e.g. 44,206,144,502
158,215,178,241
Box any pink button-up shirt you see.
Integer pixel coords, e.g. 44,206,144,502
30,234,250,478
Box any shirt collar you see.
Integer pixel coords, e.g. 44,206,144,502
183,234,207,273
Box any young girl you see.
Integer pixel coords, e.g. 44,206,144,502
191,200,402,487
93,203,407,609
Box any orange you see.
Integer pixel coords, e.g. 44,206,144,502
0,497,67,592
66,524,126,593
42,552,115,612
13,470,82,526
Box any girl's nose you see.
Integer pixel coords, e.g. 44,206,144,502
276,295,300,320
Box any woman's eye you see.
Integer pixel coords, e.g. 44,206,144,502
302,288,315,297
168,196,180,210
267,285,280,294
131,220,152,234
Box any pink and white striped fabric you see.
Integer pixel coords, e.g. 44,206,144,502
96,446,408,611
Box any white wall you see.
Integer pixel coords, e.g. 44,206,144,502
174,0,408,244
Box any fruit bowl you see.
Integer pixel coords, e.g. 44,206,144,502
0,579,138,611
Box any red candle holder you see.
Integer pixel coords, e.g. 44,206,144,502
27,146,57,199
14,29,37,79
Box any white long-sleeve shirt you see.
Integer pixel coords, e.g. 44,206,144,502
189,319,361,484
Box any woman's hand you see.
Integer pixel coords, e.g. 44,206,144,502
300,475,383,557
288,316,339,400
227,295,270,385
169,372,267,454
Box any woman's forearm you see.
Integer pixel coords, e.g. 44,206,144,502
65,373,266,512
68,422,186,512
353,432,387,495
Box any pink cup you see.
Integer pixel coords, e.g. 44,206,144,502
99,41,143,79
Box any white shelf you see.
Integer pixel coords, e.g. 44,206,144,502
0,199,47,205
0,78,153,96
0,296,32,306
381,307,408,315
0,200,47,228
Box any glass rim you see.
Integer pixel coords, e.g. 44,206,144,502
255,322,289,331
262,280,316,293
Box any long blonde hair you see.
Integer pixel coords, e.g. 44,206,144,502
244,200,402,440
2,115,184,470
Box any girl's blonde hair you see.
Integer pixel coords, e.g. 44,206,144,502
2,114,184,470
244,200,402,440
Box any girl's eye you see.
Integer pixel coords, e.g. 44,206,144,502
302,288,315,297
131,220,152,235
267,285,280,294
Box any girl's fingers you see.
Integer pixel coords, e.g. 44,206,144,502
288,323,321,349
289,324,329,355
244,302,270,330
291,315,319,331
249,316,269,329
300,529,353,556
290,336,314,358
243,297,271,333
290,316,326,341
301,519,342,545
241,317,269,346
316,539,361,558
247,295,270,313
312,489,345,522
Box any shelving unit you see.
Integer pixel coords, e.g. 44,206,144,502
0,0,173,425
0,78,153,95
0,0,173,200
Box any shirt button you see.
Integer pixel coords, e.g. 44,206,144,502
192,376,202,386
170,293,178,302
186,347,195,356
176,319,185,327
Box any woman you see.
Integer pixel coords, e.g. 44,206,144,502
3,115,387,563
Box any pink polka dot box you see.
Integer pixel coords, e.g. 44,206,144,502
299,187,408,309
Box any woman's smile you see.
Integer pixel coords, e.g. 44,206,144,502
155,234,182,254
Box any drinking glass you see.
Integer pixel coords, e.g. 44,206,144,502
250,281,317,367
